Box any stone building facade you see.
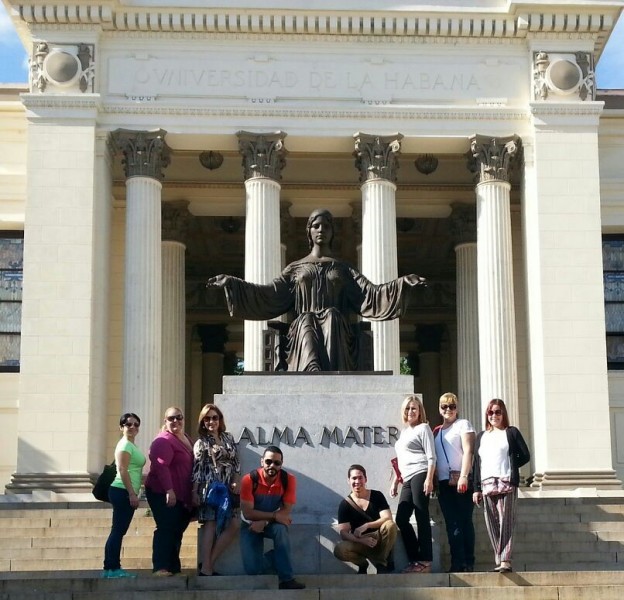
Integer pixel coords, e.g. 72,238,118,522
0,0,623,493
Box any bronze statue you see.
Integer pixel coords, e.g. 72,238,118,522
207,209,425,372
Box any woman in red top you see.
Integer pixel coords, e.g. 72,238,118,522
145,406,194,576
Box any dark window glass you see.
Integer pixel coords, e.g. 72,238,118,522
0,233,23,371
603,236,624,370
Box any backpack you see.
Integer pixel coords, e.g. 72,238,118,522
250,468,289,495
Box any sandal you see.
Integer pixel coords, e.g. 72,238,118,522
498,561,512,573
402,562,431,574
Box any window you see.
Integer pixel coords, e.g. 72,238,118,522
603,235,624,370
0,232,23,372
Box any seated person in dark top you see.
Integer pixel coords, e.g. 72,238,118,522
334,464,398,574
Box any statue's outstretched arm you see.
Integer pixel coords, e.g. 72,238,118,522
402,274,427,287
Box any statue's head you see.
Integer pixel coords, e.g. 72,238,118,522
306,208,334,249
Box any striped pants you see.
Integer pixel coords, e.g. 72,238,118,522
482,487,518,566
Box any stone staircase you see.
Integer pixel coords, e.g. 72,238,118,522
2,571,624,600
0,494,623,597
0,502,198,572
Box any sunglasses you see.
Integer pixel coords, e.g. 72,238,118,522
204,415,220,422
166,414,184,422
440,404,457,411
264,459,282,467
487,409,503,416
124,422,140,428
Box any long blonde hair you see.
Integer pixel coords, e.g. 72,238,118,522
400,394,427,426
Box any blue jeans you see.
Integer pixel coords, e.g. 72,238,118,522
438,480,475,570
396,471,433,562
240,522,294,582
146,488,191,574
103,486,136,570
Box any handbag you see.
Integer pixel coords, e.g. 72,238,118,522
93,461,117,502
390,457,403,484
481,476,514,496
205,480,229,508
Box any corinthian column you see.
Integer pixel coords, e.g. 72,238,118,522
450,203,481,430
161,200,190,418
470,134,520,424
353,132,403,373
237,131,287,371
113,129,170,452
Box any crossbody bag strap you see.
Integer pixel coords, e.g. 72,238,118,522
345,494,373,522
439,428,452,467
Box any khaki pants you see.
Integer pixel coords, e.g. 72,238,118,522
333,520,398,568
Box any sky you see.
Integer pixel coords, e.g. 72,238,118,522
0,3,623,88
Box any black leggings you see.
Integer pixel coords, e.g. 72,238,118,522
396,471,432,562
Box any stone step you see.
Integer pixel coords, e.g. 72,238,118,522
1,572,624,600
1,498,623,575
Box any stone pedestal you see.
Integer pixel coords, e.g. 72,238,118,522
212,373,424,573
215,374,414,522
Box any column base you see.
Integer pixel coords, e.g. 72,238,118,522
5,472,95,494
528,470,622,490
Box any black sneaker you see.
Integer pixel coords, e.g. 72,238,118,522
375,561,395,574
278,579,306,590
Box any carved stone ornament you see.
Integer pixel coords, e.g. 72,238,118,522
112,129,171,181
468,134,521,184
353,132,403,184
162,200,191,243
30,42,95,94
237,130,287,181
532,51,595,101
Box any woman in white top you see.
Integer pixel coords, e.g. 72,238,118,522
433,392,476,573
390,395,436,573
472,398,530,573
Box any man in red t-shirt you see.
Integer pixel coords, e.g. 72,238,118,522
239,445,305,590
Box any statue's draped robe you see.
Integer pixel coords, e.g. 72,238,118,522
222,259,409,372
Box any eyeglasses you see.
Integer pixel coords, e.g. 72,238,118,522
124,422,140,428
405,407,419,412
440,404,457,411
487,409,503,416
204,415,220,422
166,414,184,422
264,459,282,467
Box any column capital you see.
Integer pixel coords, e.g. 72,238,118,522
450,202,477,246
468,134,521,184
162,200,191,243
112,129,171,181
353,132,403,184
237,130,287,180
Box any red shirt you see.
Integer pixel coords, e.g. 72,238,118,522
240,468,296,512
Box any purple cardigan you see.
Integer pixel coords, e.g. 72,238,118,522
145,431,194,508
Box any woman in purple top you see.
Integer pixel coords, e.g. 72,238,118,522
145,406,194,576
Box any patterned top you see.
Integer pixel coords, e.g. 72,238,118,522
192,431,240,492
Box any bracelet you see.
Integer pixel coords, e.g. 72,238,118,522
459,475,468,479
